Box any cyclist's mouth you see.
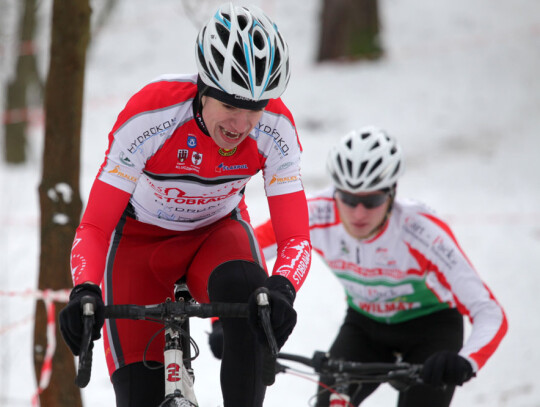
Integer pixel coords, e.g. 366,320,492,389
221,127,242,141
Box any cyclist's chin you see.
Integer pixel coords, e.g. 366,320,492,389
345,224,374,240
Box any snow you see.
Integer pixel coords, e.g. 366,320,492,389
1,0,539,406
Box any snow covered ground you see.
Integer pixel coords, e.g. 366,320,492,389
1,0,539,405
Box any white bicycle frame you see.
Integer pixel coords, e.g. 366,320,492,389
163,327,198,405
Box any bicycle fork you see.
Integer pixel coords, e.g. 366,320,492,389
162,326,198,405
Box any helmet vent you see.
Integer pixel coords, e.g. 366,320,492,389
358,161,367,178
391,162,401,177
361,132,370,139
273,49,282,74
336,155,345,175
370,141,380,151
210,45,225,73
197,46,209,73
232,69,248,89
255,57,266,85
253,31,265,49
367,158,382,176
237,15,248,30
266,73,280,91
216,24,230,45
233,42,248,72
346,158,353,177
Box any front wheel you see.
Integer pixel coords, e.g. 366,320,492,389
158,394,197,407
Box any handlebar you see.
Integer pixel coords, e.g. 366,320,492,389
275,351,424,391
75,299,249,388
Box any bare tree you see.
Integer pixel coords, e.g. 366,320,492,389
3,0,43,163
34,0,90,405
317,0,383,62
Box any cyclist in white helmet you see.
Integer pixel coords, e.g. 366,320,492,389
59,4,311,407
211,126,507,406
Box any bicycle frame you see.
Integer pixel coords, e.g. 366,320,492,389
159,280,198,406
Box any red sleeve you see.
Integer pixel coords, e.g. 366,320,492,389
71,179,131,285
266,190,312,292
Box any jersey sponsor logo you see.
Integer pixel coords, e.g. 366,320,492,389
275,239,311,286
191,151,203,165
127,118,175,154
187,135,197,148
154,186,242,205
218,147,237,156
375,247,397,266
329,259,420,280
269,174,298,185
277,161,295,171
356,300,417,315
308,203,337,226
431,236,458,269
119,151,135,167
177,149,188,162
255,123,289,157
403,216,430,247
215,162,248,172
342,280,413,302
107,165,137,183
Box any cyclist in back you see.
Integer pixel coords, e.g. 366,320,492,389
58,4,311,407
211,126,508,406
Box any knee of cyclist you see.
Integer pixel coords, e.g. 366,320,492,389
208,260,267,303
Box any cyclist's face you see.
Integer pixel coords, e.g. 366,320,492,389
201,96,264,150
335,191,391,240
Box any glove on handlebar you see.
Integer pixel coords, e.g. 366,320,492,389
208,319,224,359
422,351,474,386
248,275,297,350
59,283,105,356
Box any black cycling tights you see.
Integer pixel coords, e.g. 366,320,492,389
207,260,268,407
112,361,163,407
316,307,464,407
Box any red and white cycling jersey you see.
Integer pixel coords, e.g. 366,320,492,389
256,187,507,372
71,73,311,289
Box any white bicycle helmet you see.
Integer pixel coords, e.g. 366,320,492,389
196,3,290,102
327,126,404,193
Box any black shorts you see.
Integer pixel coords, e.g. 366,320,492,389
316,307,464,407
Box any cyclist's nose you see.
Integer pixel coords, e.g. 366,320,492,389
351,202,369,217
229,110,257,133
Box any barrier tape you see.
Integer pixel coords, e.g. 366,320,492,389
0,289,70,407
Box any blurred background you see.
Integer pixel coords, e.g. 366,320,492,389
1,0,539,406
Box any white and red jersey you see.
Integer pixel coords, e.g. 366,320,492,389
256,187,507,372
71,73,311,290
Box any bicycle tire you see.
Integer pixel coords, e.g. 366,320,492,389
158,395,197,407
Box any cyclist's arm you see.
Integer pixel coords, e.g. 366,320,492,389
420,212,508,372
71,179,131,286
266,191,312,292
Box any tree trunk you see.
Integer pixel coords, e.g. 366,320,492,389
317,0,383,62
3,0,44,163
34,0,90,406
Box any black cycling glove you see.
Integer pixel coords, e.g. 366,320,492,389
422,350,475,386
248,275,297,350
208,319,224,359
59,283,105,356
